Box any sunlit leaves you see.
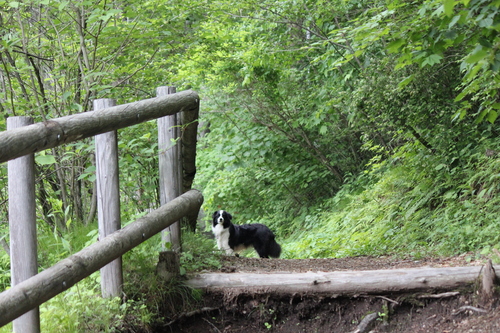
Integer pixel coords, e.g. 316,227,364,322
35,154,57,165
465,45,490,64
421,54,443,67
342,0,500,123
443,0,456,17
7,1,20,8
397,74,415,89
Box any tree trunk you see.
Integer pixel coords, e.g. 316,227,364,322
84,180,97,226
180,97,200,231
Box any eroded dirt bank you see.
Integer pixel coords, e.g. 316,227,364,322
167,292,500,332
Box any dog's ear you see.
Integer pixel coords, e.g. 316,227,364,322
227,212,232,220
212,211,218,218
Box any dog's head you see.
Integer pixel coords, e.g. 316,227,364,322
212,210,232,228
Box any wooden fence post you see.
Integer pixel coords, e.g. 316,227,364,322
178,92,200,231
7,116,40,333
94,99,123,298
157,86,182,252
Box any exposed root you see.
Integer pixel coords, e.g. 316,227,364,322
350,312,378,333
202,317,222,333
452,305,488,316
163,306,220,327
417,291,460,299
375,295,399,305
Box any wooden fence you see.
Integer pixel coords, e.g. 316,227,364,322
0,88,203,330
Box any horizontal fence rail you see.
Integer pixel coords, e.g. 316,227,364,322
0,189,203,327
0,89,199,164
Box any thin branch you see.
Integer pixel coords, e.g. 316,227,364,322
452,305,488,316
111,48,159,88
12,47,53,62
417,291,460,299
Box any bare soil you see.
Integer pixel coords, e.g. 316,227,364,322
161,254,500,333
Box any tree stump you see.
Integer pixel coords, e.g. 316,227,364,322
156,251,180,281
481,259,497,306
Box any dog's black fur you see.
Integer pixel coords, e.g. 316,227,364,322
212,210,281,258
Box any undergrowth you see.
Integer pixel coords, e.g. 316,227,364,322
282,138,500,260
180,231,222,273
0,224,219,332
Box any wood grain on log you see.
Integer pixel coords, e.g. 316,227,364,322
187,265,500,296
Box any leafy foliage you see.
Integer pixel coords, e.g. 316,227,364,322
180,231,222,273
1,0,500,330
179,0,500,261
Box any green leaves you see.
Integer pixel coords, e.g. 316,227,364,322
78,165,96,182
8,1,20,8
398,74,415,89
465,45,490,64
421,54,443,67
35,154,57,165
387,39,405,54
442,0,455,17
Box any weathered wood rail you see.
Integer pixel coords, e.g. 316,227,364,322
0,88,202,330
0,89,199,163
0,190,203,328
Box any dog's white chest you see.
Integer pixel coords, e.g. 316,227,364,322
212,223,232,254
212,223,225,238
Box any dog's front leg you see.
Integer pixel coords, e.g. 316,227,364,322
215,236,223,251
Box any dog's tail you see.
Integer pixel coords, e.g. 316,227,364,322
268,237,282,258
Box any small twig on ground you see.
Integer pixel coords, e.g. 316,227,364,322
202,317,222,333
350,312,378,333
452,305,488,316
376,295,399,305
417,291,460,299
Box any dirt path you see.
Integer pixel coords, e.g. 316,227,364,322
165,254,500,332
212,253,487,273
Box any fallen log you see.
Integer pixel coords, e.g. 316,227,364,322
186,265,500,296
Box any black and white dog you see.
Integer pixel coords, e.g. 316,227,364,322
212,210,281,258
